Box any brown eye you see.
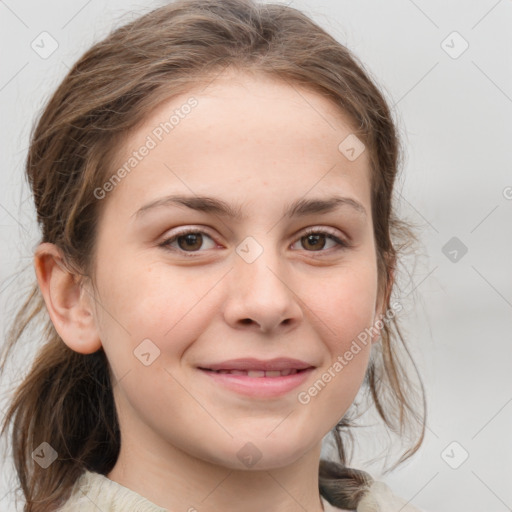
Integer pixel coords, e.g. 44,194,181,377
160,229,216,253
291,228,348,253
301,233,328,251
177,232,203,251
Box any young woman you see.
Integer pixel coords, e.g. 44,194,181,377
0,1,426,510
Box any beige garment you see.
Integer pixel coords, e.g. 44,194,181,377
55,470,423,512
322,480,424,512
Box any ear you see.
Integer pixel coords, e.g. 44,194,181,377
34,242,102,354
371,265,395,344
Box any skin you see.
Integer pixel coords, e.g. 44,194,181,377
35,70,387,512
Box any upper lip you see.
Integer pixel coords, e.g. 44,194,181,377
199,358,315,371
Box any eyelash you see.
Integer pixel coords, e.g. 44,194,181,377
158,226,350,257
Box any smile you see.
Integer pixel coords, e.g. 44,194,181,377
198,367,314,398
204,368,301,377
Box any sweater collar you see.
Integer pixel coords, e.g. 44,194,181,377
72,470,351,511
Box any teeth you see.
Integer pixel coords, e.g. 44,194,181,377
247,370,265,378
210,369,300,377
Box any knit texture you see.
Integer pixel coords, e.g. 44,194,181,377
55,470,423,512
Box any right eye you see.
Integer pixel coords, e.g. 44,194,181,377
159,228,217,255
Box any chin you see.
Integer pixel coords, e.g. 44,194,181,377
225,435,312,471
185,423,319,471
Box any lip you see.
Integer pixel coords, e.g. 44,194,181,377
198,358,315,398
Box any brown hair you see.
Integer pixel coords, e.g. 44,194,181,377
0,0,426,510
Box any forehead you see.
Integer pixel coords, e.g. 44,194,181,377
105,71,372,215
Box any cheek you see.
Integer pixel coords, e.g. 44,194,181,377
305,261,378,351
297,266,377,425
92,257,219,360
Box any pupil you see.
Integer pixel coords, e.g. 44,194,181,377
304,234,324,251
179,233,202,251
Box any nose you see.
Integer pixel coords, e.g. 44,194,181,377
222,241,303,334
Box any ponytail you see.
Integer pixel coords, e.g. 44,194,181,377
319,460,374,510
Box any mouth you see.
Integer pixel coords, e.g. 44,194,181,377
197,363,315,398
199,368,308,377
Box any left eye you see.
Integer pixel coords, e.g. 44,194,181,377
292,228,348,252
159,228,348,255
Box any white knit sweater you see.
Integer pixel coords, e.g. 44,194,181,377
55,470,423,512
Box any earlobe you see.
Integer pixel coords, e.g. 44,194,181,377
34,242,102,354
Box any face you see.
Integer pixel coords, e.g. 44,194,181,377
88,71,382,471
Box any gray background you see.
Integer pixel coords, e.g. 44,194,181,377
1,1,511,511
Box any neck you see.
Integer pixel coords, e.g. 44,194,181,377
107,432,325,512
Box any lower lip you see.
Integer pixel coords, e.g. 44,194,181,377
199,368,314,398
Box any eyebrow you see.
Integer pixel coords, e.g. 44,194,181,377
133,194,367,220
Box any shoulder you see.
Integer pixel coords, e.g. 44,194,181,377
322,480,425,512
54,470,167,512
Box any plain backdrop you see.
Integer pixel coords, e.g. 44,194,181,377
0,1,511,511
